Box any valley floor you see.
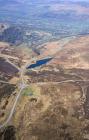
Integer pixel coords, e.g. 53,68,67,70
0,35,89,140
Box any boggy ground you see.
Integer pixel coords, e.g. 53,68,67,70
0,68,89,140
0,81,88,140
1,35,89,140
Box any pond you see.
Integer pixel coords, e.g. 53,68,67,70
27,58,52,69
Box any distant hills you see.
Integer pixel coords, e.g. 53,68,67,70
0,0,89,41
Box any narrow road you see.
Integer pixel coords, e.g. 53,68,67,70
0,61,27,129
0,45,88,129
6,59,20,71
0,54,19,60
0,58,35,129
0,53,20,71
32,80,89,85
0,87,25,129
0,80,10,84
0,77,88,129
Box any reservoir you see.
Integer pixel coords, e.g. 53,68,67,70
27,58,52,69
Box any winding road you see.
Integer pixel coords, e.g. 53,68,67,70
0,41,88,129
0,76,88,129
0,58,36,129
0,87,25,129
33,80,89,85
0,69,26,129
0,80,10,84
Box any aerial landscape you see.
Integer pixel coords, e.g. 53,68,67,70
1,0,89,140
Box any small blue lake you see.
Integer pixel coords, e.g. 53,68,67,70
27,58,52,69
